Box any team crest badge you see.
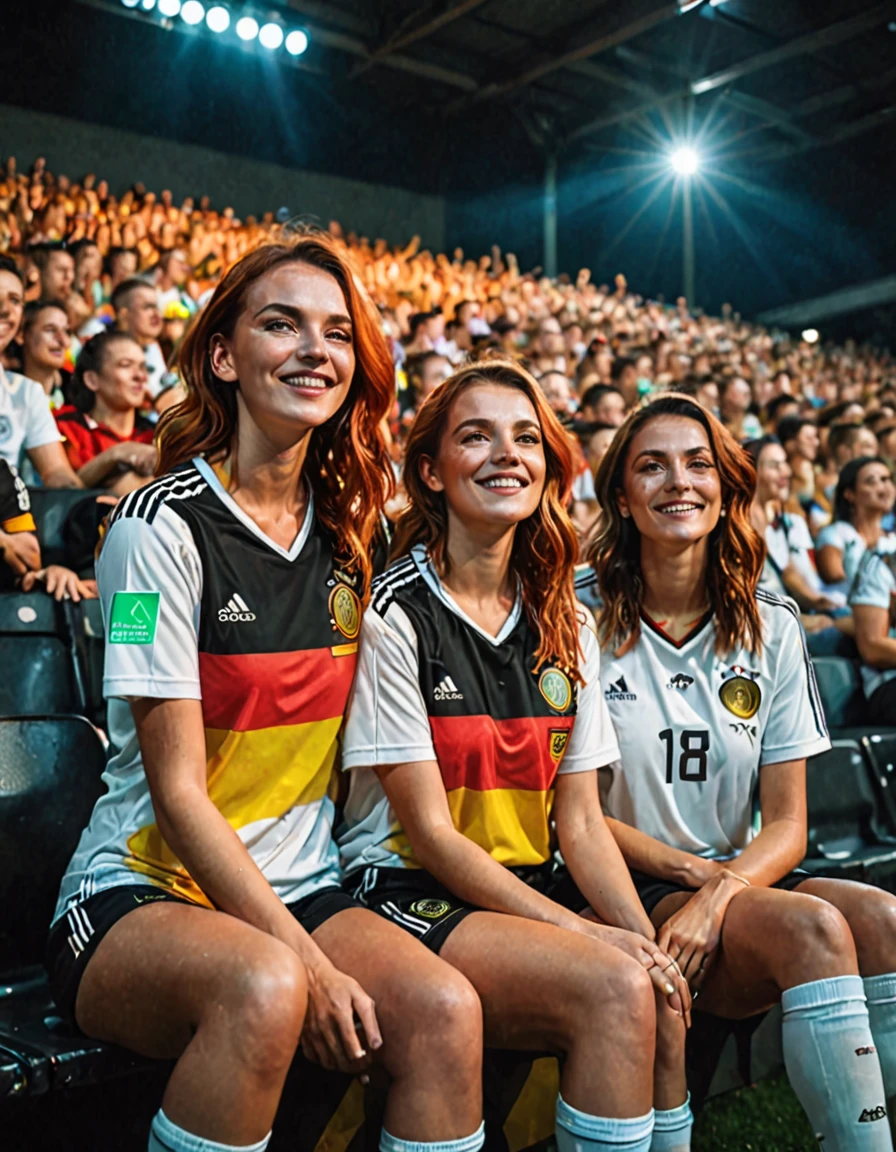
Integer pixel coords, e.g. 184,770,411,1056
719,665,761,719
539,668,572,712
409,899,451,919
329,584,361,640
549,728,570,763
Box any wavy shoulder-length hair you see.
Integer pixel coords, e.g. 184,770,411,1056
156,235,394,594
391,359,584,682
588,393,765,657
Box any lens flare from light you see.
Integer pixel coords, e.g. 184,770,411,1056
206,4,230,32
180,0,205,24
259,22,284,49
670,146,700,176
121,0,140,8
140,0,157,10
285,29,309,55
236,15,259,39
802,329,820,344
158,0,181,14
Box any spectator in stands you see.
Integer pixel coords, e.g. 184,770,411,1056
538,369,574,422
851,548,896,726
588,394,896,1152
403,350,451,416
341,361,689,1152
0,457,38,585
816,457,896,593
528,315,566,376
719,376,762,442
764,393,800,431
72,238,104,309
105,246,139,296
110,277,167,400
155,247,196,316
579,383,626,427
20,299,72,409
816,421,881,506
610,355,639,409
54,331,156,494
582,421,618,479
0,258,81,488
879,425,896,469
777,415,829,532
47,238,485,1152
29,242,75,301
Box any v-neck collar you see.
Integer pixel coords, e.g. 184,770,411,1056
641,608,714,651
193,456,314,562
410,543,522,647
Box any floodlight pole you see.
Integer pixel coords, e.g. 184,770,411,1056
682,175,695,307
543,148,558,280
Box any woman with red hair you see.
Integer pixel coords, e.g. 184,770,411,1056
47,237,484,1152
583,394,896,1151
340,360,691,1152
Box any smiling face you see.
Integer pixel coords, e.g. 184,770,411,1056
755,441,791,504
209,261,355,447
24,305,70,370
86,337,149,412
618,415,722,546
850,461,896,516
0,270,25,355
420,382,546,534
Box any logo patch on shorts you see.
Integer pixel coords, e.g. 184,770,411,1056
549,728,570,763
329,584,361,639
409,898,452,919
539,668,572,712
108,591,160,645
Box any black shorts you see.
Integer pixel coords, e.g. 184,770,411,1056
630,868,811,919
347,862,589,953
46,883,358,1025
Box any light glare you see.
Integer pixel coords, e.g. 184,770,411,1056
285,29,309,56
802,329,820,344
140,0,157,9
206,4,230,32
158,0,181,13
259,22,284,49
121,0,140,8
670,146,700,176
236,15,258,39
180,0,205,24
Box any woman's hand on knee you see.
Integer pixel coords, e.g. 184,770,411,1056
581,923,691,1026
656,885,729,990
301,961,382,1078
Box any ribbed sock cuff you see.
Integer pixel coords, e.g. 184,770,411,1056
149,1110,271,1152
864,972,896,1006
652,1094,692,1134
781,974,867,1015
556,1094,654,1144
379,1122,485,1152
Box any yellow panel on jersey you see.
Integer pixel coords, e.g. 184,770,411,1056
2,511,36,533
446,786,556,868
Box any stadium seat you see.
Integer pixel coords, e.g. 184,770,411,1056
858,733,896,834
26,489,107,569
0,637,81,717
811,657,867,728
803,739,896,884
0,594,62,638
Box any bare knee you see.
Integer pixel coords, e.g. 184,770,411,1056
777,897,857,986
842,887,896,973
383,968,482,1077
577,953,655,1047
220,943,307,1077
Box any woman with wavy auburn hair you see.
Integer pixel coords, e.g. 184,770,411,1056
339,360,694,1152
583,394,896,1151
46,236,488,1152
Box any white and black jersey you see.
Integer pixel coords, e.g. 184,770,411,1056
575,571,830,859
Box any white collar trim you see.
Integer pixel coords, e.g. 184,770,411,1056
409,543,522,646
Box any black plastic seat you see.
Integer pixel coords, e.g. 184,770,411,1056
26,489,107,568
812,657,867,727
0,595,62,638
0,637,79,717
804,739,896,882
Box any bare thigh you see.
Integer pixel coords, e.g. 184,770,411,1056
75,901,303,1057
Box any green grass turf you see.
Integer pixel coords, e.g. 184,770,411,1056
693,1070,818,1151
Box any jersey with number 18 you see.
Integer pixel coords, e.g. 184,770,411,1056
574,573,830,859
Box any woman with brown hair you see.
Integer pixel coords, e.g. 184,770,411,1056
340,360,693,1152
582,393,896,1151
46,236,485,1152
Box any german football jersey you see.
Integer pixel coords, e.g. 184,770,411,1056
53,457,362,921
339,545,620,875
574,570,830,859
0,459,35,533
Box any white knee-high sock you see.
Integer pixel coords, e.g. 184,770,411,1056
379,1123,485,1152
650,1095,692,1151
148,1109,271,1152
781,975,892,1151
555,1095,654,1151
865,973,896,1136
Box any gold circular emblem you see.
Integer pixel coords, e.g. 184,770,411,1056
329,584,361,640
719,676,761,719
539,668,572,712
409,898,451,919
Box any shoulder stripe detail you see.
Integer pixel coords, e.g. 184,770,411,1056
756,590,828,740
370,555,416,592
110,468,205,526
574,565,597,591
371,559,421,614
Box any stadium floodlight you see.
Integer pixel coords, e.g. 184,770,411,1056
236,14,259,39
285,29,309,56
258,21,284,49
670,146,700,176
158,0,181,14
140,0,157,10
180,0,205,25
802,328,820,344
206,4,230,32
121,0,140,8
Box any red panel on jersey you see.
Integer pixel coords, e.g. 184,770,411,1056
430,714,575,793
199,647,357,731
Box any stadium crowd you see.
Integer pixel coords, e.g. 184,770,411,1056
3,154,896,1152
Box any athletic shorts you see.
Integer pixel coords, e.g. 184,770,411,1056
46,883,358,1025
347,862,589,954
631,868,811,919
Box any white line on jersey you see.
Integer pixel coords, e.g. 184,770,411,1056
434,675,464,701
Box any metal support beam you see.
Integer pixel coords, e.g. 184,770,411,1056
691,2,896,95
543,151,558,280
758,275,896,328
733,102,896,164
682,177,695,306
351,0,487,79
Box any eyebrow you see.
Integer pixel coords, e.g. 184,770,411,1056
633,446,711,461
254,302,352,326
453,417,541,435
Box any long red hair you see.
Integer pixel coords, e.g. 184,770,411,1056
156,235,394,594
588,394,765,656
391,359,584,682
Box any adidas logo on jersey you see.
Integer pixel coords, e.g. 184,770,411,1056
434,675,464,701
218,593,256,622
604,675,637,702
